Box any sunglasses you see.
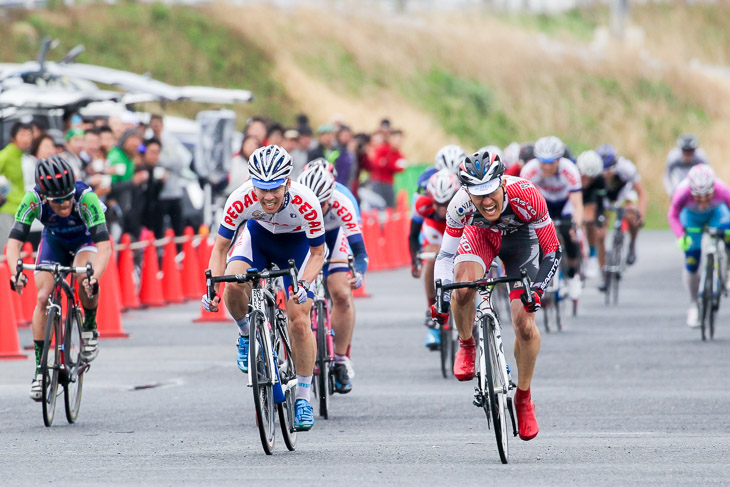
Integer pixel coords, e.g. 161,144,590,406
46,192,75,203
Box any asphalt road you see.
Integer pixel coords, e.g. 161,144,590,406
1,230,729,486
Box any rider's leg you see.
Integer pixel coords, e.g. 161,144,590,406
510,300,541,391
625,203,640,263
583,204,599,277
422,243,441,348
74,249,100,330
286,298,316,398
327,271,354,357
31,272,54,367
451,261,481,340
680,209,704,327
222,259,252,329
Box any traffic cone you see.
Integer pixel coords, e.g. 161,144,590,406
8,254,27,326
161,229,184,303
352,277,371,298
19,242,37,326
97,247,128,339
194,283,231,323
139,237,165,307
118,234,140,310
382,209,397,269
181,227,203,300
362,211,382,272
197,226,213,280
0,260,27,360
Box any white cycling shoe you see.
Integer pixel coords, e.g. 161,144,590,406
568,276,582,300
686,306,700,328
29,372,43,402
585,257,600,279
81,330,99,362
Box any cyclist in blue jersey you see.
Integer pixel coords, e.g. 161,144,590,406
5,156,111,401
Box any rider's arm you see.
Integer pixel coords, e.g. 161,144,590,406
634,180,648,221
667,184,689,238
433,189,469,294
346,234,368,275
4,238,22,274
208,234,232,295
568,190,583,228
516,188,561,291
408,218,424,264
300,243,325,284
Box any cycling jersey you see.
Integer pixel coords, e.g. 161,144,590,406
664,147,709,195
434,176,561,294
605,156,640,204
9,181,109,244
668,179,730,238
409,193,448,262
335,182,360,220
323,187,368,275
416,167,438,195
520,158,581,218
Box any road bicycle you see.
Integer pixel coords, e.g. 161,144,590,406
603,207,630,306
13,261,93,427
691,227,729,341
205,261,299,455
436,269,533,464
311,255,356,419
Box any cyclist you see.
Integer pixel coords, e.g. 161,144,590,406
520,136,583,300
576,150,607,280
597,143,647,269
297,163,368,394
432,148,561,441
668,165,730,327
408,168,461,349
414,145,465,195
202,145,325,431
5,155,110,401
664,134,710,196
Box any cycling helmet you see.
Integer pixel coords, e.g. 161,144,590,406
458,148,505,195
248,145,293,189
503,142,521,168
687,164,715,196
303,157,338,179
297,164,336,203
576,150,604,178
35,155,76,198
483,145,504,162
596,143,617,169
426,169,461,204
677,133,699,151
518,142,534,163
534,136,565,163
434,145,467,174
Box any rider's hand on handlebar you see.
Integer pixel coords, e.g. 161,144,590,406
10,273,27,294
430,303,449,326
411,260,422,279
677,235,692,252
520,286,544,313
201,293,220,312
82,277,99,298
347,271,363,289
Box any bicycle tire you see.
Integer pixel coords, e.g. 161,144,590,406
42,306,62,427
439,317,451,379
541,292,550,333
64,307,84,424
449,314,458,375
249,310,275,455
481,316,509,464
275,313,297,451
555,293,563,332
702,254,714,341
612,235,623,306
314,301,329,419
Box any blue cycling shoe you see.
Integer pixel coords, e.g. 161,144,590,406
293,399,315,431
236,335,249,373
424,328,441,351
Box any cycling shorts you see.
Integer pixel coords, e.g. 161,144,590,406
421,217,446,247
36,231,96,270
680,204,730,252
454,226,539,299
227,220,310,295
324,227,350,277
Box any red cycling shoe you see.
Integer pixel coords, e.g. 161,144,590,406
453,337,476,381
514,387,539,441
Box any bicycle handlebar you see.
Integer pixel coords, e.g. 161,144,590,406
434,269,533,313
11,260,93,294
205,259,299,302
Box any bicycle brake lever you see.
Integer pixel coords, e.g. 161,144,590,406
288,259,299,294
435,279,443,313
205,269,216,300
520,269,533,304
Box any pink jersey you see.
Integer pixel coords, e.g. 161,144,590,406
668,179,730,237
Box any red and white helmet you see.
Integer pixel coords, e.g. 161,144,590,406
427,168,461,204
687,164,715,196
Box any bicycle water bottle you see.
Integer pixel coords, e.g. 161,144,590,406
272,350,286,404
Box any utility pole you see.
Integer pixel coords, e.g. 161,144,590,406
611,0,630,39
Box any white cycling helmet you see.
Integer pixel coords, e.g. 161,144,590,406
303,157,338,179
435,145,467,174
426,168,461,204
576,150,604,178
297,164,336,203
503,142,521,168
534,136,565,163
483,145,503,163
248,145,293,189
687,164,715,196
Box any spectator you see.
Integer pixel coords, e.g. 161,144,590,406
0,121,33,249
368,128,406,208
108,130,148,239
266,123,284,146
107,115,126,139
308,123,352,187
295,113,311,135
23,134,56,191
63,128,85,177
352,132,372,197
227,135,261,193
283,129,308,177
337,125,357,188
149,115,193,239
81,128,104,169
298,125,314,152
99,125,116,158
244,116,267,142
139,138,167,237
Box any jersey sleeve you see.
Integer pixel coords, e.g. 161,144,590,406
667,183,691,238
79,191,110,243
217,186,252,240
8,191,41,241
617,157,640,184
443,189,470,240
412,194,434,222
562,161,582,192
519,160,539,181
331,192,362,239
290,187,326,247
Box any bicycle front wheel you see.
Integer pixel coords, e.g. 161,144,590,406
249,310,275,454
42,307,62,427
314,301,330,419
64,307,84,424
275,314,297,451
701,254,714,341
481,316,509,464
439,317,452,379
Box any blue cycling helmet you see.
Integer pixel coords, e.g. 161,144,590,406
596,144,617,169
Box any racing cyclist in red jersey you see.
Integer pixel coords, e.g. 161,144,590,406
408,169,461,349
432,149,561,441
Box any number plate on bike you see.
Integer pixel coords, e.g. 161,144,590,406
251,288,264,310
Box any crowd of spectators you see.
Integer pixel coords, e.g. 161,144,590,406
0,111,408,250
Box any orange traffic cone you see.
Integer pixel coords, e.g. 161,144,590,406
7,254,28,326
139,237,165,307
181,227,203,300
194,283,231,323
161,229,184,304
197,226,213,280
0,261,27,360
19,242,37,326
97,248,128,339
362,211,382,272
352,277,371,298
118,234,140,310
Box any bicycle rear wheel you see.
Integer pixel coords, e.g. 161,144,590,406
314,301,330,419
64,307,84,424
275,313,297,451
701,254,714,341
249,310,275,454
481,316,509,464
439,317,453,379
42,307,62,427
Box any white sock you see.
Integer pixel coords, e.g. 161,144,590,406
682,269,700,301
295,375,312,402
335,354,347,365
236,317,249,336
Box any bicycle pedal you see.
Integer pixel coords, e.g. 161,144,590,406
508,380,517,390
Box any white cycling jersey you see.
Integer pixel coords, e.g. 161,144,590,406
520,157,581,203
323,188,362,237
217,180,325,242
